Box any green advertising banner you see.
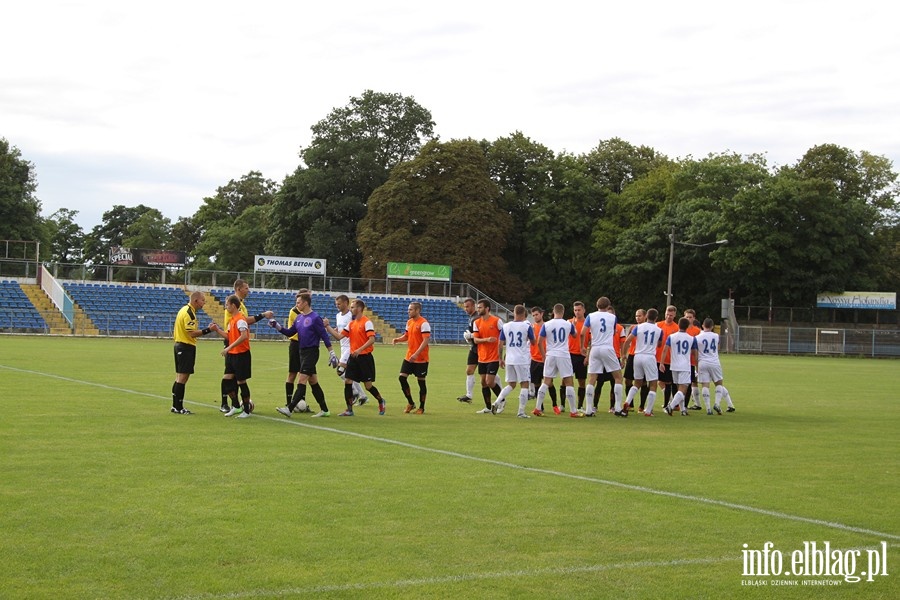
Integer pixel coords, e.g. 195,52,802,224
386,262,452,282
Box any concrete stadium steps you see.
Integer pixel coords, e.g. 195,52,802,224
201,292,226,326
364,310,399,343
20,284,71,334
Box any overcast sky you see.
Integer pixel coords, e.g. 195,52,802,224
3,0,899,230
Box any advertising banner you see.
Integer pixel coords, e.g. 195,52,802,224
254,255,326,276
109,246,186,267
816,292,896,310
386,262,452,282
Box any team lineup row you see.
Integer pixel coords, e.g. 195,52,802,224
170,280,735,419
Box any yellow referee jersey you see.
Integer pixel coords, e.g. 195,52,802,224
173,303,199,345
287,306,301,341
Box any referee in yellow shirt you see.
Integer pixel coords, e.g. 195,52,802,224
172,291,218,414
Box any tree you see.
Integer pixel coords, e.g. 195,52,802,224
193,205,270,272
717,146,898,306
123,208,171,249
358,139,524,300
45,208,84,262
0,138,47,248
268,90,435,276
186,171,277,270
82,204,156,266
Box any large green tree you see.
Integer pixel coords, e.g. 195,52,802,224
186,171,277,269
45,208,84,263
358,139,523,299
716,145,899,305
268,90,435,276
82,204,156,266
0,138,47,249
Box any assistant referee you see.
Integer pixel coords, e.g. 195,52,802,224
172,291,218,414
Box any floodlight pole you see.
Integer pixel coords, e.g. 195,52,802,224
665,228,728,308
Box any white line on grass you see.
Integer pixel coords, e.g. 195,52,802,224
5,363,899,544
170,555,735,599
168,544,900,600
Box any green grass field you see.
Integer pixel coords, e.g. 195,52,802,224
1,335,897,599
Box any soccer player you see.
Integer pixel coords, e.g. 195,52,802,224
656,305,680,409
457,297,479,403
392,301,431,414
695,318,736,414
271,292,338,418
623,308,650,412
537,303,582,418
171,291,218,414
283,291,310,412
219,279,273,413
472,299,504,414
621,308,664,416
324,294,368,405
582,296,626,417
682,308,703,410
493,304,535,418
660,317,699,416
567,301,589,411
528,307,559,413
213,295,254,418
330,299,386,416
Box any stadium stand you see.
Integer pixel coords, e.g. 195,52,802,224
63,283,214,336
0,280,48,332
357,295,470,343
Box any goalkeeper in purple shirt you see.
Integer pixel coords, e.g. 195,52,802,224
270,292,338,418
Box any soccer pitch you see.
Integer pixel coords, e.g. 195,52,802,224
1,335,897,599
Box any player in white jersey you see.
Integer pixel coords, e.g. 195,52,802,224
324,295,367,404
660,318,698,416
536,304,582,418
492,305,536,417
621,308,664,416
582,296,626,417
695,317,735,415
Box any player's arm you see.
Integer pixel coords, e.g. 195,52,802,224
323,318,344,340
247,310,274,325
353,332,376,356
409,332,429,360
392,331,409,345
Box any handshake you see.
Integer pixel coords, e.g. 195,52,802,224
267,319,282,332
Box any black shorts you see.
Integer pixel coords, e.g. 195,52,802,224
467,346,478,366
690,365,697,383
530,360,544,385
596,371,613,384
225,350,252,381
401,359,428,378
288,340,300,373
658,364,673,383
570,353,588,380
345,352,376,382
623,354,636,380
298,346,320,376
478,361,500,376
174,343,196,375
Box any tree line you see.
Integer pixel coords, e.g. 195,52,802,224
2,90,898,320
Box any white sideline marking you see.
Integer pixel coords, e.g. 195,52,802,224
172,556,735,599
169,545,900,599
4,363,899,544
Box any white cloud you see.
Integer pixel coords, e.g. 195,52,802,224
2,0,898,229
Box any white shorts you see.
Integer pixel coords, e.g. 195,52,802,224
504,363,530,383
588,346,621,375
633,354,658,382
542,355,574,379
340,347,351,364
698,362,723,383
672,370,691,386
